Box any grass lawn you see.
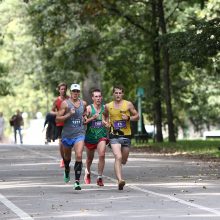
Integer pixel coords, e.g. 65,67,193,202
132,139,220,158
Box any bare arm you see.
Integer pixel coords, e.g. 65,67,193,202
50,99,58,115
83,105,93,125
56,101,74,122
102,104,110,128
128,101,139,121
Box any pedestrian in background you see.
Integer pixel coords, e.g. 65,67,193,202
0,112,5,142
10,110,24,144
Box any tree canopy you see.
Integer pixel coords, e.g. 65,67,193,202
0,0,219,141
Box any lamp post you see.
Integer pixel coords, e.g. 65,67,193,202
137,87,144,134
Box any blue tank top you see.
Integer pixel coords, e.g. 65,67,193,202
61,99,85,138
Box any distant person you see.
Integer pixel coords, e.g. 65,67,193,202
10,110,24,144
84,89,109,187
56,83,87,190
51,82,69,168
0,112,5,142
43,113,57,144
105,85,139,190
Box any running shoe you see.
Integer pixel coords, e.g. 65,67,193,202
74,181,81,190
60,159,64,168
97,178,104,187
84,171,91,184
118,180,126,190
63,169,70,183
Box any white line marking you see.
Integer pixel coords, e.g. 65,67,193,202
92,171,220,216
0,193,34,220
12,145,220,217
129,185,220,216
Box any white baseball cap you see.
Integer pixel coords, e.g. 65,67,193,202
70,83,80,91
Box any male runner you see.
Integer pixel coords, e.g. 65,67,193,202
56,83,87,190
84,89,109,187
105,85,139,190
51,82,69,168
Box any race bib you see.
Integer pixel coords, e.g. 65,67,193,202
71,119,81,127
113,120,126,129
91,120,103,128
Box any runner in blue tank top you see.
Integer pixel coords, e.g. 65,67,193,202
56,83,87,190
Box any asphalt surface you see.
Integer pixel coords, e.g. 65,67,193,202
0,143,220,220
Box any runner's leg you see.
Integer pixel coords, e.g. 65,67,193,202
110,143,122,181
97,140,106,176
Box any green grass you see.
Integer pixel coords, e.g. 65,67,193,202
132,139,220,158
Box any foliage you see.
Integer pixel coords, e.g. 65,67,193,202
164,18,220,67
134,139,220,158
0,0,220,141
27,0,105,93
0,0,54,138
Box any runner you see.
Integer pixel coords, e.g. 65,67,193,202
84,89,109,187
105,85,139,190
56,83,87,190
51,82,69,168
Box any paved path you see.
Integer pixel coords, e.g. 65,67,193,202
0,144,220,220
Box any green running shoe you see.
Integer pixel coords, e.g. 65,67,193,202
74,181,81,190
63,169,70,183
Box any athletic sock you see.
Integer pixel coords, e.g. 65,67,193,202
74,161,83,181
64,159,71,170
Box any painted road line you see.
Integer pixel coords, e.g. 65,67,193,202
129,185,220,216
93,171,220,217
0,193,34,220
15,145,220,217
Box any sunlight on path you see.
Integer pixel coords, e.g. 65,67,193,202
5,119,58,145
23,119,46,145
23,119,57,145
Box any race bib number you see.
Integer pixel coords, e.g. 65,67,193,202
71,119,81,127
91,120,103,128
113,120,126,129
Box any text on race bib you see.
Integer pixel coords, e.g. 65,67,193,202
113,120,126,129
91,120,103,128
71,119,81,127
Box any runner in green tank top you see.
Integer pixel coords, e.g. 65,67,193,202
84,89,109,187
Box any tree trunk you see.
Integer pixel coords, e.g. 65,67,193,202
82,54,101,104
151,0,163,142
157,0,176,142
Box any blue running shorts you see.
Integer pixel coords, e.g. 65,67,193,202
62,135,85,148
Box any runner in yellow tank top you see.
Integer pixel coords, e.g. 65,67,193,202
105,85,139,190
107,100,131,136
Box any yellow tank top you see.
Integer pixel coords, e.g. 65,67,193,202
108,100,131,136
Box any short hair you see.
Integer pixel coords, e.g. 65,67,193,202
57,82,67,90
91,88,102,96
112,85,124,93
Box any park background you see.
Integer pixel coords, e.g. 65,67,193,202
0,0,219,147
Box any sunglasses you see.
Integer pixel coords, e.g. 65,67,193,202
71,90,80,93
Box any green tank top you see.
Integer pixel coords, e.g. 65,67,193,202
85,104,108,144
